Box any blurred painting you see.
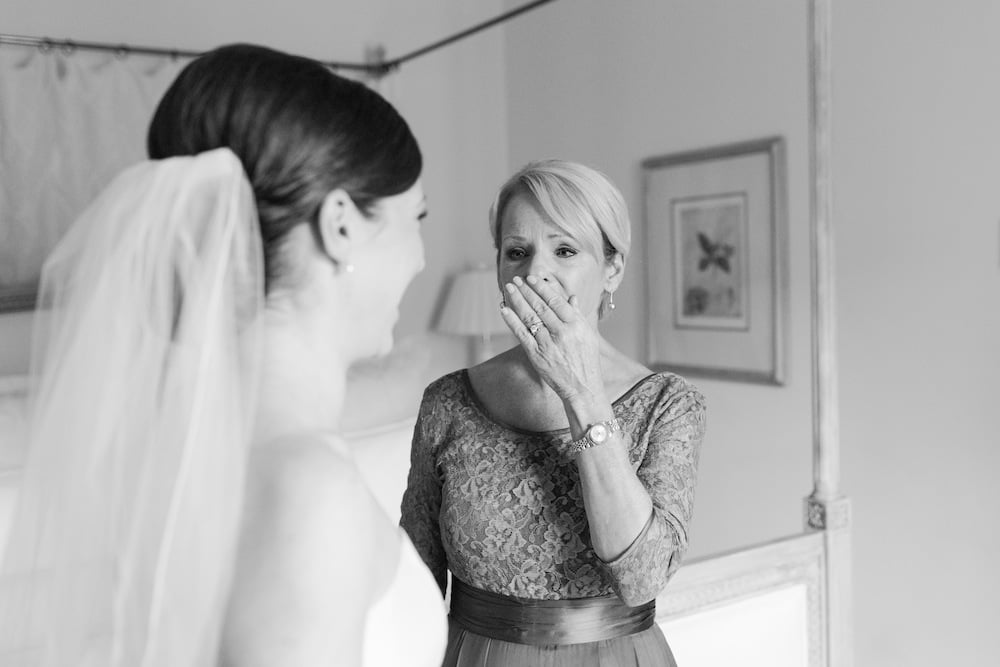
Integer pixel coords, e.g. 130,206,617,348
672,194,749,330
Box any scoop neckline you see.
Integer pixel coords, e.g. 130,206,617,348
458,368,659,437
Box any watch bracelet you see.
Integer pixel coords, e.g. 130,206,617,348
569,418,623,456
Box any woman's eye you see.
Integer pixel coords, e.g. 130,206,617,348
556,246,577,258
506,248,527,260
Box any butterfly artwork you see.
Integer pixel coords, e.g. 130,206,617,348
696,232,736,274
673,196,747,326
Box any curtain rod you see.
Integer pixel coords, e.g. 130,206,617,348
379,0,557,73
0,33,375,72
0,0,558,76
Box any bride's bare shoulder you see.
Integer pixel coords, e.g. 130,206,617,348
245,434,392,540
225,434,396,662
240,433,398,592
248,434,363,506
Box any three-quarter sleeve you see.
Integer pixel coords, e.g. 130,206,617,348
399,386,449,596
601,382,706,606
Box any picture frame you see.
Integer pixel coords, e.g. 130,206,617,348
642,136,787,384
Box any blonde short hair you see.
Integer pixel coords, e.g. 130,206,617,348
488,159,631,267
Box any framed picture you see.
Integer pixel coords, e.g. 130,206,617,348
642,137,787,384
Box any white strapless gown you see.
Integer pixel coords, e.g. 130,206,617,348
363,529,448,666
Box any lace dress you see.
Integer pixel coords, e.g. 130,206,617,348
400,370,706,666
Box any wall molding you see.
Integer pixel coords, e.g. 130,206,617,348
659,532,827,667
807,0,853,665
661,3,853,665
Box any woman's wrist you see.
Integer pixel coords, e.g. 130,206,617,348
562,391,615,439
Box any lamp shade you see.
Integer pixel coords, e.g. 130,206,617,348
436,266,507,338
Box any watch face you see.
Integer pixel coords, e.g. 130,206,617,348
589,423,609,444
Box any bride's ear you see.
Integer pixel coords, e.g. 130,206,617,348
316,189,365,268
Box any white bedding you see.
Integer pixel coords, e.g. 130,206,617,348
0,371,422,555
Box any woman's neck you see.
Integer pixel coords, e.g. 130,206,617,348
252,299,349,445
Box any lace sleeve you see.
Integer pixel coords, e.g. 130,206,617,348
399,384,449,596
601,382,706,605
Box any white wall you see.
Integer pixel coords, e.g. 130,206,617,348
833,2,1000,665
0,0,510,381
503,0,814,559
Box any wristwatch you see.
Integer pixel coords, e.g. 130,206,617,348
569,418,622,456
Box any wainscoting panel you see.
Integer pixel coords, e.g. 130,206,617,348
658,532,826,667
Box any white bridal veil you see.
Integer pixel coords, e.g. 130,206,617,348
0,148,264,666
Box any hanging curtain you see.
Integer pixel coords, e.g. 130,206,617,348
0,46,187,309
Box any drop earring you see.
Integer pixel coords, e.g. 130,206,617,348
607,290,616,311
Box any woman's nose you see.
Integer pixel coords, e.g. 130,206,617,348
526,255,553,281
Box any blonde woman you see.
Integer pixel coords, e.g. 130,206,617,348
402,160,706,666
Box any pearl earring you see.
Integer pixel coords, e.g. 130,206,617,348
344,263,355,274
607,291,616,310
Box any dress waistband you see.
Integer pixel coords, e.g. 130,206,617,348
448,577,656,646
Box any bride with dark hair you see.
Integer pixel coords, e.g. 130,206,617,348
0,44,446,666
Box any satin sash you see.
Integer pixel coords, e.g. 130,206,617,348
449,578,656,646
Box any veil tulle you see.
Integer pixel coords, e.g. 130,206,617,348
0,148,264,666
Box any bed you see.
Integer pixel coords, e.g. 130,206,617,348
0,363,825,667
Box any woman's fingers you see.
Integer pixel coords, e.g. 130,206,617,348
503,275,585,353
510,277,560,331
525,276,576,323
506,275,575,332
502,282,547,341
504,278,544,325
499,291,547,350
